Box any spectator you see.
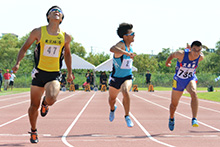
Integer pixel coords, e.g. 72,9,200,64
0,69,2,92
9,70,16,90
89,72,94,86
145,70,151,86
85,70,90,84
100,72,107,87
61,71,67,88
3,69,11,90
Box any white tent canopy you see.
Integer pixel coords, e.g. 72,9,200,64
95,58,138,72
62,53,95,69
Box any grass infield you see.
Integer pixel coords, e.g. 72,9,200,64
1,87,219,102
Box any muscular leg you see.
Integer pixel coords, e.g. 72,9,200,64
121,80,132,116
170,90,183,119
108,86,120,111
44,80,60,106
29,86,44,130
186,80,198,118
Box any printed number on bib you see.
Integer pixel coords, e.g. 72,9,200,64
121,59,133,69
43,44,60,57
177,67,194,79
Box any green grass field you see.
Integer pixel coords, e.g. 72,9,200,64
1,87,220,102
183,91,220,102
0,88,30,96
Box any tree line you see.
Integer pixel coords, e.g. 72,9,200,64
0,33,220,76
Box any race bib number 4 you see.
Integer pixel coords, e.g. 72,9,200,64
43,44,60,57
121,59,133,69
177,67,194,79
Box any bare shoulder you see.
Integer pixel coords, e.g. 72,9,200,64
199,52,205,61
115,41,125,50
173,50,184,58
64,32,72,43
31,27,41,35
28,27,41,42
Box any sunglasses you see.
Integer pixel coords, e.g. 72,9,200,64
125,32,135,36
49,8,63,14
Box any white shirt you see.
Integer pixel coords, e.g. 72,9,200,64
10,73,16,81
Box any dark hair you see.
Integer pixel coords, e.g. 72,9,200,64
191,41,202,48
117,23,133,38
46,5,64,24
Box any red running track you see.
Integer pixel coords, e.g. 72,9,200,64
0,90,220,147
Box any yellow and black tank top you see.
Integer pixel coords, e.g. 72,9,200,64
34,26,65,72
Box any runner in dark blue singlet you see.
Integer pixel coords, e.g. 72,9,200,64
165,41,204,131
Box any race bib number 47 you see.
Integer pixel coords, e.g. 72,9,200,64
43,44,60,57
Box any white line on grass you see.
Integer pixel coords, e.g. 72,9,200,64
61,93,96,147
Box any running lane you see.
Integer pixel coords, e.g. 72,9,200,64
63,91,174,147
131,91,220,147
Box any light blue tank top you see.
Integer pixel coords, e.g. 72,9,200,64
111,40,133,78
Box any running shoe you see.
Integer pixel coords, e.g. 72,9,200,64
109,105,117,122
192,118,199,127
28,131,38,143
168,117,175,131
40,97,49,117
125,115,134,127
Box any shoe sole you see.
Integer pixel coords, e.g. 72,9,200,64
192,124,199,127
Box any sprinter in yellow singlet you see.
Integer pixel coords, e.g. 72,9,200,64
12,6,73,143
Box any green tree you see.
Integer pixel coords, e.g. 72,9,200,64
133,53,158,73
70,37,86,58
155,48,176,73
0,34,20,70
86,52,110,66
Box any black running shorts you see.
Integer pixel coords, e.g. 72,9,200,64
31,68,61,87
109,75,132,89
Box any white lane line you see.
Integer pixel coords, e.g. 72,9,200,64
0,94,30,102
116,98,175,147
0,114,28,128
151,94,220,114
0,134,51,136
0,92,29,98
0,92,80,128
133,94,220,132
0,100,30,109
62,93,96,147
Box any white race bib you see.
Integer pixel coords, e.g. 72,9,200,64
43,44,60,57
177,67,195,79
121,59,133,69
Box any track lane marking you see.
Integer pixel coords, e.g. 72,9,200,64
0,92,80,128
0,94,30,102
61,93,96,147
133,94,220,132
116,98,175,147
150,94,220,114
0,100,30,109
